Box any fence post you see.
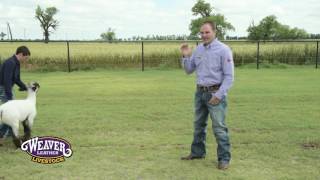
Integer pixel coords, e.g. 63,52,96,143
141,41,144,71
316,41,319,69
67,41,71,73
256,41,260,70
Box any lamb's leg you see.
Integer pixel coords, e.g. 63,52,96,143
22,120,31,142
11,124,21,148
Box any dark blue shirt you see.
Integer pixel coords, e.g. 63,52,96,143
0,55,27,100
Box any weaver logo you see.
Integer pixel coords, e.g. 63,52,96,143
21,136,73,164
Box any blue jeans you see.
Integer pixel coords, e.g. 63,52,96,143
191,90,231,163
0,124,13,138
0,85,13,138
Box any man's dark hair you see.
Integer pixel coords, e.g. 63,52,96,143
16,46,31,56
202,20,216,31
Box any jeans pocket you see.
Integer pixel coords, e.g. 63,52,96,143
207,93,216,105
207,94,225,106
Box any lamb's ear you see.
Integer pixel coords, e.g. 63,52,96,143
31,82,40,92
34,82,40,89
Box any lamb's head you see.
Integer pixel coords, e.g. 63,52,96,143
28,81,40,93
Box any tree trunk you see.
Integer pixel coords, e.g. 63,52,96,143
44,30,49,43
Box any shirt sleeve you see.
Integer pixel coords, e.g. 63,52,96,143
181,53,196,74
15,70,27,91
214,47,234,99
2,61,15,100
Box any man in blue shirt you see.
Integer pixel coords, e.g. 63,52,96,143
0,46,30,146
180,21,234,170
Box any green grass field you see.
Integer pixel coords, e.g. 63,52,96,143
0,68,319,179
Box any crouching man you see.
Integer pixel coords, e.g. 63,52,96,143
0,46,30,145
180,21,234,170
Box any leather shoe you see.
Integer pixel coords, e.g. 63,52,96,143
181,154,205,160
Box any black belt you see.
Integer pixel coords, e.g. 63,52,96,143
197,84,221,92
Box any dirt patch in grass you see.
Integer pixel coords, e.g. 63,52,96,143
302,142,320,149
231,128,247,133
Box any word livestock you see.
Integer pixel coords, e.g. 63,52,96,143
21,136,73,164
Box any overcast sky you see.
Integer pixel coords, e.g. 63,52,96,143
0,0,319,40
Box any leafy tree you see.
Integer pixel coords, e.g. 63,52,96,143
189,0,234,39
247,15,309,40
288,27,309,39
35,5,59,43
191,0,213,17
101,28,116,42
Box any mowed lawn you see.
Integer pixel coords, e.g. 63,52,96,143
0,68,319,179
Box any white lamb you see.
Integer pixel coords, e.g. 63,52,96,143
0,82,40,148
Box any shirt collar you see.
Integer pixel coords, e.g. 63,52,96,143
203,38,218,49
12,55,20,65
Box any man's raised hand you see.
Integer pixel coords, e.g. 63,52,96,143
180,43,192,58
